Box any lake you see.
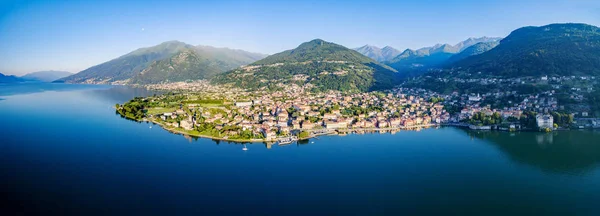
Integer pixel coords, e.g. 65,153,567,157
1,83,600,215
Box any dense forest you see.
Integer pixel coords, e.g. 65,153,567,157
449,23,600,77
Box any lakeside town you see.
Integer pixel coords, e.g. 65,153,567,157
116,78,600,144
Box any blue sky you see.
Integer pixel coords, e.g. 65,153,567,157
1,0,599,75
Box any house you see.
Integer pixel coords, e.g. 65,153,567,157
302,121,316,130
415,117,423,125
277,120,288,127
469,94,481,102
363,120,375,128
403,119,414,127
235,101,252,107
324,120,347,129
294,105,311,113
389,118,402,127
377,121,389,128
536,114,554,129
582,112,589,117
279,126,290,134
180,120,193,130
323,113,337,120
262,129,277,141
307,111,320,117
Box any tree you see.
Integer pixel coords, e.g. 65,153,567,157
332,104,340,110
299,131,310,139
489,112,503,125
429,96,444,104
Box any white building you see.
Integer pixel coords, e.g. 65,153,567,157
179,120,193,130
468,94,481,102
324,120,347,129
235,101,252,107
263,130,276,141
536,114,554,129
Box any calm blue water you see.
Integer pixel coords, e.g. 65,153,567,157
1,83,600,215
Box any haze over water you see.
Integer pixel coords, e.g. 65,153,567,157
1,83,600,215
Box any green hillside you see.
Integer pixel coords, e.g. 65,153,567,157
445,41,499,64
212,39,399,92
450,23,600,77
129,46,266,84
59,41,265,84
60,41,192,84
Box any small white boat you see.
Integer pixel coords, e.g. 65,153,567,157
242,144,248,151
279,140,293,145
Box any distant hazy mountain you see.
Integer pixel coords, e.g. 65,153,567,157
385,37,502,73
59,41,266,84
445,41,500,64
381,46,402,62
354,45,401,62
385,46,455,73
453,36,503,52
450,23,600,77
0,72,26,83
213,39,399,92
21,71,73,82
128,46,266,84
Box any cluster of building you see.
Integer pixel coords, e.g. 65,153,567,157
399,76,599,130
142,73,600,140
429,75,597,117
148,83,448,141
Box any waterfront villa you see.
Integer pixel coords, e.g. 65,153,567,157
536,114,554,129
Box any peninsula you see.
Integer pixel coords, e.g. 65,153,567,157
116,81,444,143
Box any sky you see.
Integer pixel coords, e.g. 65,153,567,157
1,0,599,75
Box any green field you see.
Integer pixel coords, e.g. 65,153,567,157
147,107,177,115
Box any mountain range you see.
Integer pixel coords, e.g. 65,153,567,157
58,41,266,84
372,37,502,73
449,23,600,77
49,23,600,92
445,41,500,64
212,39,398,92
21,71,73,82
1,71,73,83
353,45,402,62
0,73,25,83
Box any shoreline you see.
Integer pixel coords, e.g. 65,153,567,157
153,121,600,144
128,116,600,144
150,120,268,143
119,110,600,144
145,117,441,143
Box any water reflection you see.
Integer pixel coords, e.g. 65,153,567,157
86,85,161,104
297,139,310,145
535,133,554,148
464,129,600,175
0,82,110,96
